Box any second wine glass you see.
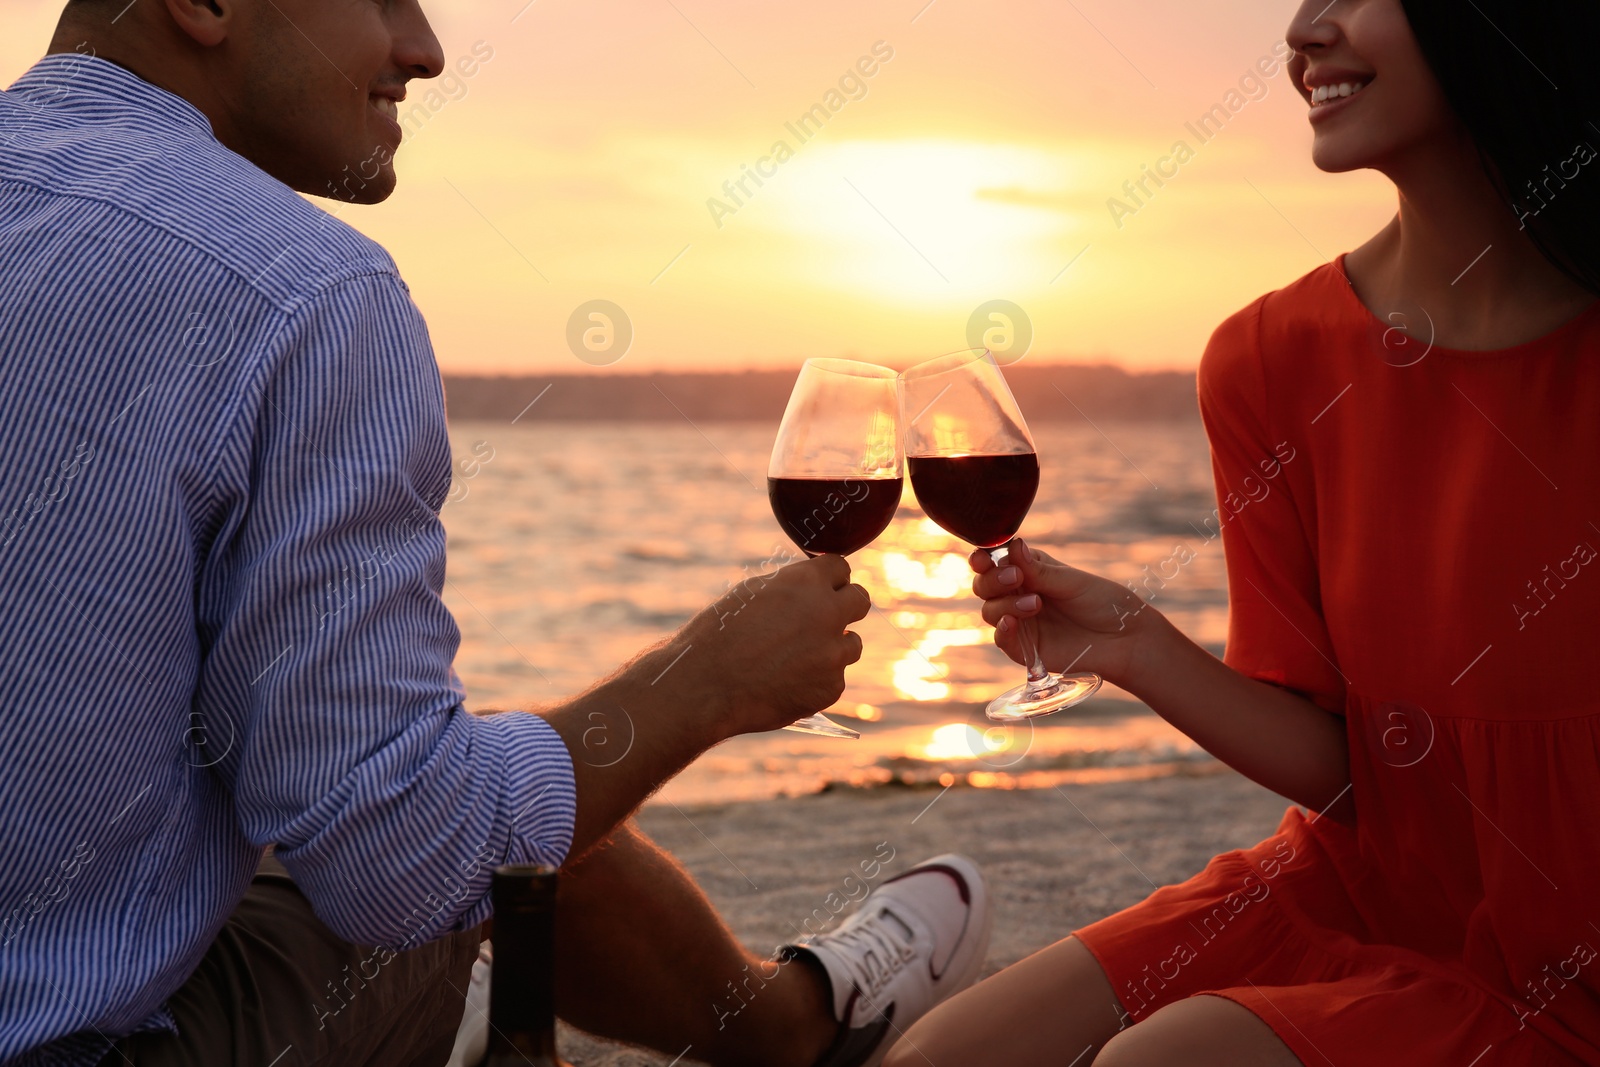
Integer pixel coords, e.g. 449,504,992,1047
902,348,1102,722
767,358,903,739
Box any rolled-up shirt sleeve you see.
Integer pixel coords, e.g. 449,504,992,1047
194,269,575,947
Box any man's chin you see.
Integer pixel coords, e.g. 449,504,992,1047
310,155,399,205
320,179,397,206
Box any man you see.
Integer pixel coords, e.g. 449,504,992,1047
0,1,992,1065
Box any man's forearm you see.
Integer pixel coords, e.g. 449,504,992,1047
538,636,726,861
520,553,869,863
1125,613,1351,819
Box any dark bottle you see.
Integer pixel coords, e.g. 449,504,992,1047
476,864,570,1067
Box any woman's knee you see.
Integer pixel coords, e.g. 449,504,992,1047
1093,996,1300,1067
884,937,1124,1067
881,1040,922,1067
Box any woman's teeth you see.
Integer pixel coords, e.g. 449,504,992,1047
1311,81,1369,106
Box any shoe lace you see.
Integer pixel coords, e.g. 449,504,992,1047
824,906,918,1001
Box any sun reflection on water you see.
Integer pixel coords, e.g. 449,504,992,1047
917,723,989,760
892,628,988,701
880,551,972,599
862,506,1006,702
652,714,1216,805
850,703,883,722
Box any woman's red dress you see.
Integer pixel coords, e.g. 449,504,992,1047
1075,256,1600,1065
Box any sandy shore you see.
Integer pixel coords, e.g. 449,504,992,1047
559,768,1294,1065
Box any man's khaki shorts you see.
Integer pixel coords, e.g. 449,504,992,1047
99,854,481,1067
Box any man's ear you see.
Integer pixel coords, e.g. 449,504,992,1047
162,0,229,47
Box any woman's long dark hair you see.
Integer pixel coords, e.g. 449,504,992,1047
1401,0,1600,295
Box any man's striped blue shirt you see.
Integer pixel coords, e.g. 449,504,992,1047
0,53,577,1065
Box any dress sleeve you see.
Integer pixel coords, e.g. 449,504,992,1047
1198,298,1346,714
195,271,575,947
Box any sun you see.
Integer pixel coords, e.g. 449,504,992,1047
752,138,1094,303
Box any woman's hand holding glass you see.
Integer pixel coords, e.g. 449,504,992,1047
967,538,1155,689
901,348,1101,721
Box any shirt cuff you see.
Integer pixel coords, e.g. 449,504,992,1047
480,710,577,870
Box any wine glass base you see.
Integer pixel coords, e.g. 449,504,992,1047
985,673,1102,722
783,712,862,739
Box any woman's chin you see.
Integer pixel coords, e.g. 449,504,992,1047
1310,139,1378,175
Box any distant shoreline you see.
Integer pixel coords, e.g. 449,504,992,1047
442,363,1200,424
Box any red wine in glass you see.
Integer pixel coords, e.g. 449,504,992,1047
902,349,1101,722
767,476,904,557
767,358,904,739
904,454,1038,549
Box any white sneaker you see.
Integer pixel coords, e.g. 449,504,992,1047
786,854,992,1067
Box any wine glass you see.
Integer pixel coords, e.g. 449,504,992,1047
768,358,904,739
901,348,1102,721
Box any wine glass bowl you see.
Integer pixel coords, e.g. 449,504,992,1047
767,358,904,739
905,452,1039,549
901,349,1102,722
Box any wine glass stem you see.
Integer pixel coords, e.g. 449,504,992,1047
991,545,1051,687
1018,616,1052,686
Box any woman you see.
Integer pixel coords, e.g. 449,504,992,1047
886,0,1600,1063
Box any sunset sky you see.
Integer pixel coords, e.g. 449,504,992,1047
3,0,1398,373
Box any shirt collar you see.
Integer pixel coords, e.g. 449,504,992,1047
8,53,215,137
